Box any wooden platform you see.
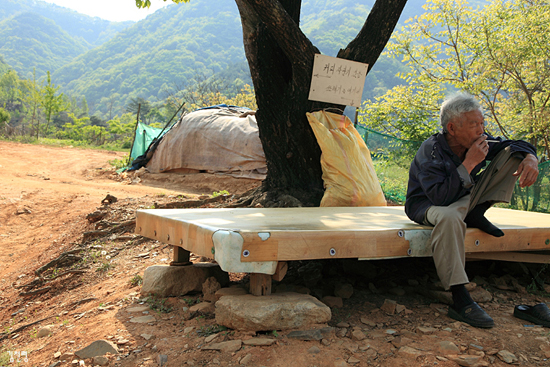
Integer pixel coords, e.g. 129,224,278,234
136,206,550,276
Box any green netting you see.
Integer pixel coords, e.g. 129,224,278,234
356,125,421,162
130,122,165,160
356,124,550,213
505,161,550,213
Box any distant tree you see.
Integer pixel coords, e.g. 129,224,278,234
0,107,10,129
80,97,89,117
126,97,152,124
23,69,42,138
40,71,65,138
0,70,22,111
138,0,407,205
90,115,107,127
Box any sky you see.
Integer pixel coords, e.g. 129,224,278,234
40,0,172,22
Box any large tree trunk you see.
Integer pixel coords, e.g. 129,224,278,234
235,0,407,207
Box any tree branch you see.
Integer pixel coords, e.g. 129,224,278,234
338,0,408,72
237,0,317,68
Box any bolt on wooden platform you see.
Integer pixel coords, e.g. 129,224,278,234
135,206,550,295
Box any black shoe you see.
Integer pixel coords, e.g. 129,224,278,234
448,302,494,328
513,303,550,327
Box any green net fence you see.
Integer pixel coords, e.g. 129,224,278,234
356,124,550,213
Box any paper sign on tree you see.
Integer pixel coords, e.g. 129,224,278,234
308,54,368,108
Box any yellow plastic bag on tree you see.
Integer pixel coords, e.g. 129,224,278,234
306,110,386,207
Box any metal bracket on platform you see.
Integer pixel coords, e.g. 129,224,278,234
404,230,433,257
212,230,277,274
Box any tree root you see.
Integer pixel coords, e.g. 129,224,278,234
0,316,54,341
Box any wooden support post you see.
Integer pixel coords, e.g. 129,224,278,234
249,273,272,296
272,262,288,282
170,246,192,266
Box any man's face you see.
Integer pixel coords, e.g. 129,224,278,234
448,110,485,150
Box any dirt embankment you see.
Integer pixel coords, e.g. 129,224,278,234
2,141,550,367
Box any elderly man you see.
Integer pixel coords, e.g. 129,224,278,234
405,92,539,328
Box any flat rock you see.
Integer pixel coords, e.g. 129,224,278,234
189,302,215,313
447,354,488,366
92,356,109,366
321,296,343,308
287,329,323,341
141,333,155,340
216,292,331,331
59,352,74,361
74,340,118,359
417,326,437,334
380,299,397,315
439,341,460,354
129,315,156,323
351,328,366,341
243,338,277,346
127,306,149,312
334,283,354,299
141,264,229,297
37,326,52,338
308,346,321,354
240,353,252,364
399,346,424,358
471,287,492,303
205,333,219,343
202,276,221,302
215,286,248,301
360,317,376,327
202,339,242,353
497,350,518,364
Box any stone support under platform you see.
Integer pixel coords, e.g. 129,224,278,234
141,264,229,297
215,292,331,331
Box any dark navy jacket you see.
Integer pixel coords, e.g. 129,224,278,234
405,132,537,224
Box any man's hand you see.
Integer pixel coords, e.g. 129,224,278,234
463,136,489,173
514,154,539,187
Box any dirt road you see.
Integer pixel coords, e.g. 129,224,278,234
2,141,550,367
0,141,256,279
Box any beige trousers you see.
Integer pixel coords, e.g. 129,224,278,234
425,148,523,290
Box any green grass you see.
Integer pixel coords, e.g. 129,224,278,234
146,296,172,313
212,190,230,198
374,160,409,205
129,274,143,287
1,135,129,152
197,324,227,336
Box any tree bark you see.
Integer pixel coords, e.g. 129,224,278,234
236,0,407,206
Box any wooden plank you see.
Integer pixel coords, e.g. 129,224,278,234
464,228,550,253
272,262,288,282
249,273,272,296
136,211,215,259
466,251,550,264
240,232,279,262
246,229,409,261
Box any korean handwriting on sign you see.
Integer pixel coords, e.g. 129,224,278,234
322,63,364,79
324,85,362,95
8,351,29,363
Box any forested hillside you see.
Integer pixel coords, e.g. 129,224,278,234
0,13,89,79
53,1,248,118
0,0,426,130
0,0,132,47
55,0,425,117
